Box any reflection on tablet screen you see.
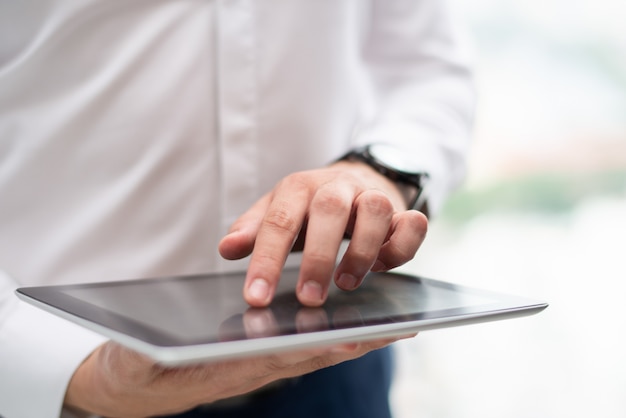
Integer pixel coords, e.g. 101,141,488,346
61,270,494,344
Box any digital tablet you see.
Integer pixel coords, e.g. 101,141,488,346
16,269,547,366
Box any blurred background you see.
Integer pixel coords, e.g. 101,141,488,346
391,0,626,417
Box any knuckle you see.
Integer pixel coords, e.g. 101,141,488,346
311,188,351,216
385,241,417,265
263,207,299,235
395,244,416,262
250,254,286,285
348,247,378,267
359,191,394,218
304,250,334,265
255,250,284,268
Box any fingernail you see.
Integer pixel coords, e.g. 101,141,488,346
248,279,270,303
337,273,358,290
300,280,323,304
371,260,387,272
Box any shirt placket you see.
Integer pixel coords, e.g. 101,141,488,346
216,0,258,230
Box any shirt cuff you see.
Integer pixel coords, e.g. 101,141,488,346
0,284,106,418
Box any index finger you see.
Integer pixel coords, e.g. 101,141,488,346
244,183,310,307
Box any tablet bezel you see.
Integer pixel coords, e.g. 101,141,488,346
16,269,548,365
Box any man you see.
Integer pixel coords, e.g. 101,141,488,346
0,1,473,417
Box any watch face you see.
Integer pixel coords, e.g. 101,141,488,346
368,144,420,174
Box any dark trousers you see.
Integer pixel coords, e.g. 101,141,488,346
170,347,394,418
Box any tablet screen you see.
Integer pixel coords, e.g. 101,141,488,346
17,269,547,363
45,270,495,342
64,273,491,342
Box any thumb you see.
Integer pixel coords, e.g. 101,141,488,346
218,193,271,260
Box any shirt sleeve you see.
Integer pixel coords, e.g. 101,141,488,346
0,271,107,418
353,0,475,214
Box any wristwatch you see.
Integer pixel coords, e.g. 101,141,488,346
338,143,430,213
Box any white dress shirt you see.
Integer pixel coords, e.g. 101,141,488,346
0,1,474,417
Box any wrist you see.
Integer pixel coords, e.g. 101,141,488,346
335,144,430,214
64,346,116,417
330,160,408,211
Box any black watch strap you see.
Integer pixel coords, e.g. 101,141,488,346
338,144,429,213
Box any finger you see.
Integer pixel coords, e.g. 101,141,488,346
372,210,428,272
297,183,353,306
334,190,394,290
254,337,394,374
244,176,311,307
218,194,272,260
